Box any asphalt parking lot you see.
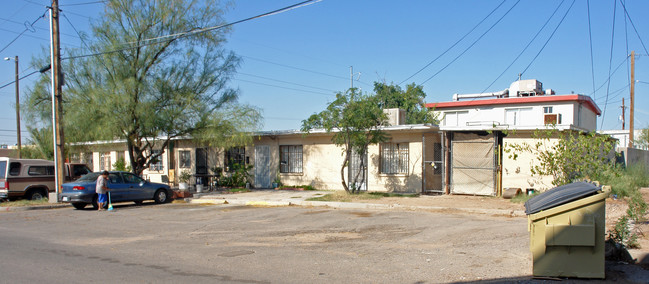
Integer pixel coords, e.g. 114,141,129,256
1,202,532,283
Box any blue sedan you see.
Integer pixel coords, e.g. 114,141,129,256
60,171,172,210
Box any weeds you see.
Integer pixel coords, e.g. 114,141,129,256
0,199,51,207
307,191,418,202
604,164,649,248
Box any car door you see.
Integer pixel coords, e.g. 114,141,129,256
121,173,150,200
106,173,128,202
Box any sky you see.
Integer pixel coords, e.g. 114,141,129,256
0,0,648,146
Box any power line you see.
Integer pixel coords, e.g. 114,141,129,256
59,1,106,6
0,8,48,54
0,70,40,90
618,0,649,56
587,57,628,97
480,0,566,94
586,0,596,100
238,72,337,93
61,0,323,61
241,55,371,86
61,11,91,49
519,0,576,77
600,0,618,129
233,78,334,97
420,0,521,85
398,0,507,85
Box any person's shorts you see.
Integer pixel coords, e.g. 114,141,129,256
97,193,107,203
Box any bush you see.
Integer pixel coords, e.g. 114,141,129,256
603,164,649,248
220,164,253,187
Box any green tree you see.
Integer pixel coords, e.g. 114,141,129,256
635,127,649,149
24,0,260,175
373,82,437,124
301,88,389,193
505,128,618,186
20,127,54,160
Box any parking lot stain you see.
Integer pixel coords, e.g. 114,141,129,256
218,250,255,257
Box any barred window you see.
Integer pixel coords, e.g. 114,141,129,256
380,143,409,174
225,147,245,172
179,150,191,168
100,152,111,171
280,145,303,173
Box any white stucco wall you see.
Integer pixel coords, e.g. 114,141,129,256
502,134,556,192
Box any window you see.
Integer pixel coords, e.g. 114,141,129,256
122,173,143,184
83,152,93,169
0,161,6,179
100,153,111,171
380,143,409,174
280,145,303,173
28,166,55,176
149,150,163,171
179,150,191,168
9,162,21,176
72,165,91,177
543,106,553,114
225,147,245,171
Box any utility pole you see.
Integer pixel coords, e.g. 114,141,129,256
350,66,353,89
621,98,626,130
49,0,65,203
14,56,20,158
4,56,21,158
629,51,635,148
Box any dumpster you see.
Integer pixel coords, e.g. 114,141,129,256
525,181,608,279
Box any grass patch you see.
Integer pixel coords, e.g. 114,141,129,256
228,188,250,193
307,191,419,202
600,164,649,198
510,193,537,203
0,199,51,207
279,185,317,191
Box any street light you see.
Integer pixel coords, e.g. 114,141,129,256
3,56,21,158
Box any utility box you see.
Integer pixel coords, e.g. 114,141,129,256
525,182,608,279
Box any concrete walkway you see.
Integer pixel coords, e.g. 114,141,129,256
185,189,527,217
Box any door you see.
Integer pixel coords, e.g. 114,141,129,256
423,133,443,193
348,148,367,191
254,145,271,188
195,148,208,175
450,133,496,196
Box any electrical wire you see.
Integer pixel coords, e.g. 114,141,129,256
518,0,576,77
600,0,618,129
618,0,649,56
479,0,566,94
398,0,507,85
0,8,48,54
61,12,91,49
59,1,106,7
586,0,596,100
0,70,40,90
420,0,521,85
61,0,322,61
233,78,333,97
588,57,628,97
237,72,337,93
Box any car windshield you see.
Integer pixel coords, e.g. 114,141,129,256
77,172,101,182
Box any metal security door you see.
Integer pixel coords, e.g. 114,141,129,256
348,149,367,191
254,145,271,188
423,133,443,193
195,148,208,174
450,133,496,196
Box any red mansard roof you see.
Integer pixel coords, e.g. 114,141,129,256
425,94,601,115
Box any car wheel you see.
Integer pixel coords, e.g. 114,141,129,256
154,189,168,204
133,200,143,206
72,203,87,210
28,189,47,200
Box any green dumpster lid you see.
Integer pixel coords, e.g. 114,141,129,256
524,181,601,215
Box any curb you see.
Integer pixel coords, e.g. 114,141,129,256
185,197,527,217
0,203,71,212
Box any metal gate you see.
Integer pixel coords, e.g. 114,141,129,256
254,145,271,188
423,133,443,193
450,133,496,196
348,148,367,191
